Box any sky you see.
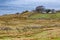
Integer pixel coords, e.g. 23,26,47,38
0,0,60,15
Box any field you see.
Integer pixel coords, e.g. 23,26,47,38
29,12,60,19
0,12,60,40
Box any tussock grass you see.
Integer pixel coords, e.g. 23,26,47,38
0,12,60,40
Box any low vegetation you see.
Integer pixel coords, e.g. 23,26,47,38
0,6,60,40
29,12,60,19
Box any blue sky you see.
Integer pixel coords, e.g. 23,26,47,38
0,0,60,15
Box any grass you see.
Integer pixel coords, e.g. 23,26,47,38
0,12,60,40
1,27,60,40
29,12,60,19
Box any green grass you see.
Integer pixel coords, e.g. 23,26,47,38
29,12,60,19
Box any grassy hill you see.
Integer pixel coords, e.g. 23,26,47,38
0,12,60,40
29,12,60,19
0,12,60,20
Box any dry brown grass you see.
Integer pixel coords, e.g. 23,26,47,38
0,13,60,40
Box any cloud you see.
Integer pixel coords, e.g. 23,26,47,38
7,0,60,4
0,0,60,15
0,0,60,8
3,0,60,9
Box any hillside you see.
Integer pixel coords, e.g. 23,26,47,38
29,12,60,19
0,12,60,40
1,12,60,20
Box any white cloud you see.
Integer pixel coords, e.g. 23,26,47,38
7,0,60,4
0,0,60,15
4,0,59,7
0,0,60,10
